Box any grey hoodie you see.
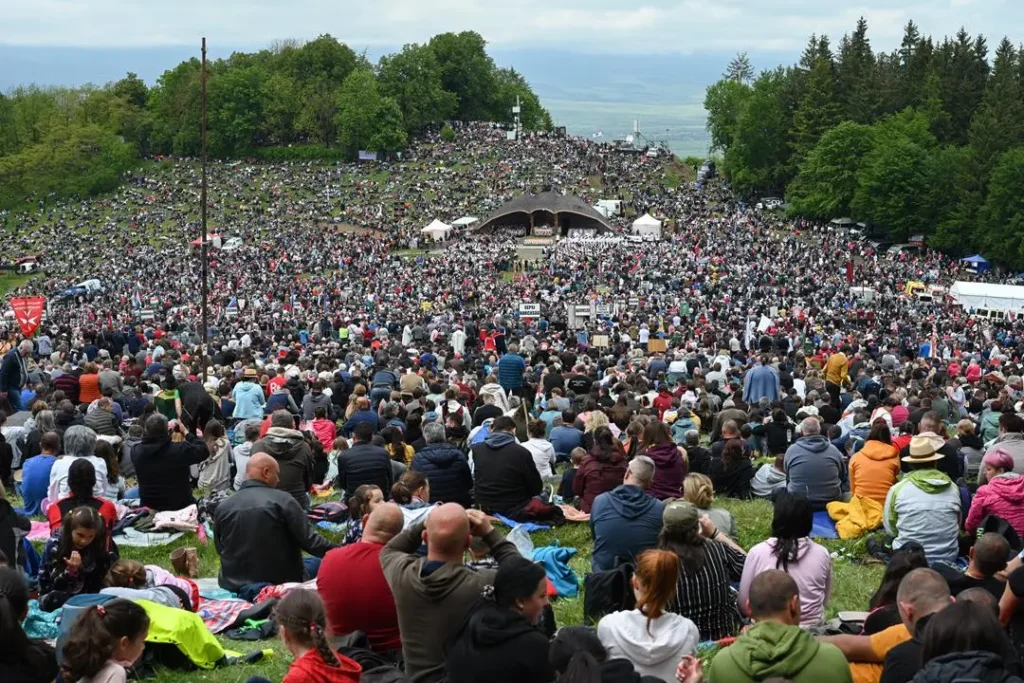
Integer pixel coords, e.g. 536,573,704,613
380,521,520,683
784,435,848,507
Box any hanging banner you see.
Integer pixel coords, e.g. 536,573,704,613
9,296,45,337
846,261,854,284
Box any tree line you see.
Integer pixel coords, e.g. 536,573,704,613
0,32,551,210
705,19,1024,268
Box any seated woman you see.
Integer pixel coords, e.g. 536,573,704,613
93,440,125,501
966,449,1024,538
709,439,754,499
639,421,688,500
751,409,794,456
390,470,434,527
574,426,627,513
862,544,928,634
0,567,59,683
682,473,736,539
658,500,747,641
917,601,1019,683
46,458,117,534
48,425,107,502
738,493,832,626
446,556,553,683
849,421,901,505
550,626,666,683
197,419,232,492
597,549,699,682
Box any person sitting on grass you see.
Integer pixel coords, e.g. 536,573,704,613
849,420,902,506
750,452,787,499
19,431,59,516
784,417,848,510
0,566,59,683
739,492,832,627
914,600,1021,683
60,599,150,683
708,570,852,682
46,458,117,534
682,473,736,539
934,532,1008,599
558,447,586,502
709,438,755,499
38,506,117,612
965,449,1024,538
550,625,667,683
862,543,929,635
590,455,664,572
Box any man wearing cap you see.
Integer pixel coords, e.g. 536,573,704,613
232,368,266,420
884,434,961,564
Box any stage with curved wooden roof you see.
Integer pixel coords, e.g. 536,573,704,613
473,192,614,236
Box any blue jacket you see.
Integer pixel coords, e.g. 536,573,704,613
590,485,664,572
742,364,780,404
342,409,379,436
784,435,849,508
497,353,526,391
0,348,26,392
410,443,474,508
231,381,265,420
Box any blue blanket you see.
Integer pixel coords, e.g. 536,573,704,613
495,514,551,532
811,510,839,539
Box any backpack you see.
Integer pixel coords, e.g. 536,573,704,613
308,502,348,524
469,420,492,446
583,561,636,623
196,490,232,524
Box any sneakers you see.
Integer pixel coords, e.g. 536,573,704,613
170,547,200,578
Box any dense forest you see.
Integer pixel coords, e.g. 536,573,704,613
705,19,1024,267
0,32,551,209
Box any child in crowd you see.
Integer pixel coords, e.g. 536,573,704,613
0,566,59,683
94,441,126,501
317,436,349,489
558,447,586,501
104,559,200,611
39,506,118,612
61,599,150,683
466,537,499,571
342,485,383,545
272,589,362,683
232,422,261,490
309,406,337,453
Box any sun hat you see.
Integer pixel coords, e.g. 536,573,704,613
662,499,700,535
903,434,946,463
243,367,258,379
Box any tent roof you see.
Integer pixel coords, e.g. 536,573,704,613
632,213,662,227
830,217,855,225
962,254,989,264
949,281,1024,302
421,219,452,233
475,192,614,233
451,216,478,226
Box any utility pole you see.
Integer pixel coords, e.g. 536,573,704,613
200,37,209,379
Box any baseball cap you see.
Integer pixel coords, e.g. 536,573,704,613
662,499,699,535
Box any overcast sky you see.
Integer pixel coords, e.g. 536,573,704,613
3,0,1022,53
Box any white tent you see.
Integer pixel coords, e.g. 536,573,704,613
451,216,478,227
632,213,663,239
421,219,453,241
949,281,1024,312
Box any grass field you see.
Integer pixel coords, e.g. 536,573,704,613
69,495,883,683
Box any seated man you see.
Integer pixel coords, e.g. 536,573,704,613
337,420,394,499
471,416,544,519
549,410,583,462
590,455,664,571
883,435,961,564
934,532,1008,599
709,569,851,682
784,417,849,510
380,503,519,683
131,413,209,512
318,503,404,656
251,410,315,508
819,568,952,683
214,453,335,597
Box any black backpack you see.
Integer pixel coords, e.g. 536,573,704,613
583,560,636,623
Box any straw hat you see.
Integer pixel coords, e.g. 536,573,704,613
903,434,946,464
243,367,258,379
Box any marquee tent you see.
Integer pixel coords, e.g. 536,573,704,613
962,254,992,274
421,219,453,240
451,216,478,227
632,213,663,239
949,281,1024,312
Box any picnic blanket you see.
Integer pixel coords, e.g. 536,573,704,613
115,528,186,547
28,520,51,542
827,496,884,539
495,514,550,532
810,510,840,539
197,597,252,635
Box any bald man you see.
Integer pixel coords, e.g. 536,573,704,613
381,503,520,683
213,452,335,596
319,503,405,654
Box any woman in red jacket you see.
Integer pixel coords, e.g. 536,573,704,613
573,426,627,513
966,449,1024,537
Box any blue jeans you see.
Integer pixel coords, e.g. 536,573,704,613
124,486,140,499
303,556,322,579
6,388,21,412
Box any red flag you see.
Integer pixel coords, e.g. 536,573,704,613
9,296,45,337
845,261,854,284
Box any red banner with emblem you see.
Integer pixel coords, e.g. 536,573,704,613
9,297,45,337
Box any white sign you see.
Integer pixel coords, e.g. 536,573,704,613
140,309,155,321
574,305,592,317
595,304,612,316
519,303,541,317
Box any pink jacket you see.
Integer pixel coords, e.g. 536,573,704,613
965,474,1024,537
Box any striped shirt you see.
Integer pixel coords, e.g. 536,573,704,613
667,540,747,641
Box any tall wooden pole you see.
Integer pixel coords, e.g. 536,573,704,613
200,37,209,380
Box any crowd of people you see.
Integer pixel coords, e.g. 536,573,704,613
2,123,1024,682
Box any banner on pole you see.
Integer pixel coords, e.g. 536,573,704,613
9,296,45,337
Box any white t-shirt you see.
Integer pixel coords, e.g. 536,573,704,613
49,455,109,502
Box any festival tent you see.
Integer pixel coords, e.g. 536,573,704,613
962,254,991,274
632,213,663,239
949,281,1024,312
421,219,453,241
830,217,855,227
451,216,478,227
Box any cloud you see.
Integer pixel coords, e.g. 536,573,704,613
1,0,1020,54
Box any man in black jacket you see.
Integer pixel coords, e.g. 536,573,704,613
214,453,335,595
251,410,315,509
337,420,393,499
472,416,542,517
131,413,209,511
410,422,473,508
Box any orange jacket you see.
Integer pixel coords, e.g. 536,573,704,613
849,440,901,504
78,373,102,405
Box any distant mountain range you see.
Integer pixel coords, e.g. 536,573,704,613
0,44,797,156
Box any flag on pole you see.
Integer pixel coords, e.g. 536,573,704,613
10,297,45,337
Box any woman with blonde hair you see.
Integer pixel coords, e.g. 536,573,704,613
682,473,735,538
583,410,617,450
597,549,699,682
344,384,368,419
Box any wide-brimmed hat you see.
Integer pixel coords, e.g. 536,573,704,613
903,434,946,463
243,367,258,379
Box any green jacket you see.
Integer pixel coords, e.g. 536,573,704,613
708,621,852,683
138,599,226,669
